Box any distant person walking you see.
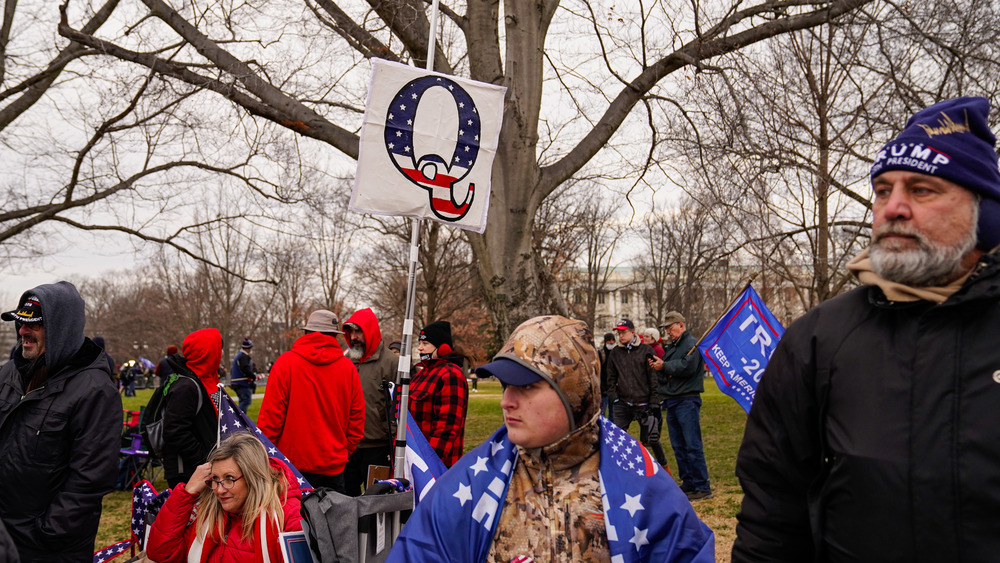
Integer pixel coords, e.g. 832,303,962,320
230,338,257,413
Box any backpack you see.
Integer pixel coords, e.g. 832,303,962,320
139,355,201,458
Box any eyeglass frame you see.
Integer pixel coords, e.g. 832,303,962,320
205,475,244,490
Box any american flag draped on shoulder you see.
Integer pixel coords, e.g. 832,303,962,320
697,284,785,414
387,417,714,562
217,389,313,491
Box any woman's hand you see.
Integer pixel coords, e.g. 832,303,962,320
184,462,213,495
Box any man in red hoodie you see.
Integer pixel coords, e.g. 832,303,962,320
342,308,397,496
257,310,365,493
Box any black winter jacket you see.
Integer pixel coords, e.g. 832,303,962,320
0,517,18,563
734,251,1000,562
606,339,658,405
0,282,121,563
657,330,705,399
160,368,217,488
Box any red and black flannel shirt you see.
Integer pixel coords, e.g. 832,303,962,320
407,357,469,467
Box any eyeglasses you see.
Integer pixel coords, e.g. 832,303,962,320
205,475,243,490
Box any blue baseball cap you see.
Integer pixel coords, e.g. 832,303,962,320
475,357,544,386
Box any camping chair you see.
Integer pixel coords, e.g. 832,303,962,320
118,433,162,487
301,485,413,563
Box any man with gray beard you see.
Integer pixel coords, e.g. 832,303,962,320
342,308,396,496
733,97,1000,562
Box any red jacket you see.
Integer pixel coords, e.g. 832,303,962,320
146,458,303,563
408,357,468,467
257,332,365,475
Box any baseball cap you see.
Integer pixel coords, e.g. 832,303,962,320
476,357,543,386
613,318,634,331
658,311,685,328
1,295,43,324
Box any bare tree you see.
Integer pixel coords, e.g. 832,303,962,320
544,187,625,332
55,0,876,340
354,216,486,340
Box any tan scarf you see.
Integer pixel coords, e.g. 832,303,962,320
847,248,973,304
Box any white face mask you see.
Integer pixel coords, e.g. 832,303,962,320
604,342,615,350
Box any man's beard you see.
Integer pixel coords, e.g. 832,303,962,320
870,207,977,287
345,341,365,361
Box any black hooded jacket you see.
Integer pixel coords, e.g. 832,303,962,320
0,282,122,562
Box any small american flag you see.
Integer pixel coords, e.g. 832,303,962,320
131,480,171,549
92,479,170,563
92,539,132,563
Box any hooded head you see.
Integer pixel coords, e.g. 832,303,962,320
2,281,86,372
343,308,383,363
476,315,599,431
182,328,223,392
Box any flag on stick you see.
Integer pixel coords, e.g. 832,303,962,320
351,58,506,232
218,390,313,491
697,284,785,413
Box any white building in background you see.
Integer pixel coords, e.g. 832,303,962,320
566,265,812,337
587,268,656,334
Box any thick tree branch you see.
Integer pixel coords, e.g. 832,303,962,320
540,0,874,197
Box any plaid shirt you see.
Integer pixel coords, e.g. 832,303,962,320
407,357,469,467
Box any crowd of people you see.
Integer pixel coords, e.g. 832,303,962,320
2,96,1000,561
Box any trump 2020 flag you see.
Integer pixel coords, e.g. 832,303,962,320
351,58,506,232
697,284,785,414
403,410,447,504
217,390,313,491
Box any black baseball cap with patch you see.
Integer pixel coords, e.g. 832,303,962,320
1,295,43,324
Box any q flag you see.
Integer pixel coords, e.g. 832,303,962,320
697,285,785,414
403,410,447,505
351,58,506,233
218,391,313,492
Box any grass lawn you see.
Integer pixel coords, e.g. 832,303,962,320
99,379,746,562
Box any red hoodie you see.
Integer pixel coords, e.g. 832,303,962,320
183,328,223,394
257,332,365,475
345,308,382,363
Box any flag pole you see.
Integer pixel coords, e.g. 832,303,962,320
392,0,442,480
390,0,442,543
686,274,758,356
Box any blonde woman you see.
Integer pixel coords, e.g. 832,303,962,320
147,433,303,563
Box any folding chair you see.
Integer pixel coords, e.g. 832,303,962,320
119,433,162,486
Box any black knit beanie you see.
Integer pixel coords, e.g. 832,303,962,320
419,320,453,349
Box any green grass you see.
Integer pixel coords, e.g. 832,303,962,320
100,379,746,561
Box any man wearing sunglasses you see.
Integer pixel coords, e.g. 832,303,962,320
0,282,122,562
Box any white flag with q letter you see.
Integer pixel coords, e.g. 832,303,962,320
351,59,506,233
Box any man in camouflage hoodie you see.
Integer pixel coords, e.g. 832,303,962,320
388,315,713,562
